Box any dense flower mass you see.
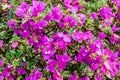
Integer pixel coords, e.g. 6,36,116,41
26,69,43,80
90,12,98,19
0,0,120,80
46,6,63,22
99,7,114,20
63,0,84,13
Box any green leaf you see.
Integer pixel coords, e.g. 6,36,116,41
62,71,70,78
10,9,14,19
43,70,50,77
69,26,78,35
0,67,4,71
18,44,24,50
6,50,16,62
16,75,23,80
10,0,17,5
80,63,87,71
16,50,24,57
40,78,46,80
12,59,20,67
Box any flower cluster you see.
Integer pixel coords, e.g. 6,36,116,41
0,0,120,80
63,0,84,13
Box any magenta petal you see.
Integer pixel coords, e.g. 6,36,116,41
63,34,71,43
36,19,48,30
8,20,17,28
0,40,3,48
15,2,29,17
90,12,98,19
0,59,4,66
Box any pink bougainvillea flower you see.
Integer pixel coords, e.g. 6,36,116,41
118,39,120,45
41,36,53,46
83,31,93,41
22,62,26,66
9,4,13,9
111,25,120,32
2,70,10,78
90,12,98,19
0,40,3,48
117,12,120,21
51,6,63,22
20,29,30,39
72,31,93,42
100,61,114,77
94,75,102,80
111,0,120,5
42,45,55,60
63,34,72,43
15,2,29,18
75,53,84,63
75,46,89,63
28,36,41,52
48,77,53,80
98,48,120,77
62,15,77,28
89,40,103,52
6,0,120,79
98,32,107,39
11,41,19,49
2,66,11,78
46,6,63,22
72,31,83,42
63,0,84,13
77,13,86,26
53,41,67,50
36,19,48,30
32,1,46,11
13,28,21,35
68,74,78,80
46,59,57,72
57,53,71,63
104,19,113,25
46,53,71,72
110,34,120,44
78,76,90,80
32,1,46,16
100,18,113,28
8,20,17,28
56,53,71,71
53,32,71,50
54,32,64,40
90,62,99,71
99,7,114,20
103,48,113,57
17,67,26,75
0,59,4,66
0,74,4,80
2,0,8,3
117,4,120,10
53,70,63,80
26,69,43,80
45,13,52,21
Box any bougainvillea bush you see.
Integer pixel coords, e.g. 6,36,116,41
1,0,120,80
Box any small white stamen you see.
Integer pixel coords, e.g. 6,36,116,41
96,44,100,48
24,30,26,32
36,40,38,42
47,39,50,41
45,51,48,54
85,50,88,52
45,51,51,54
47,51,51,54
